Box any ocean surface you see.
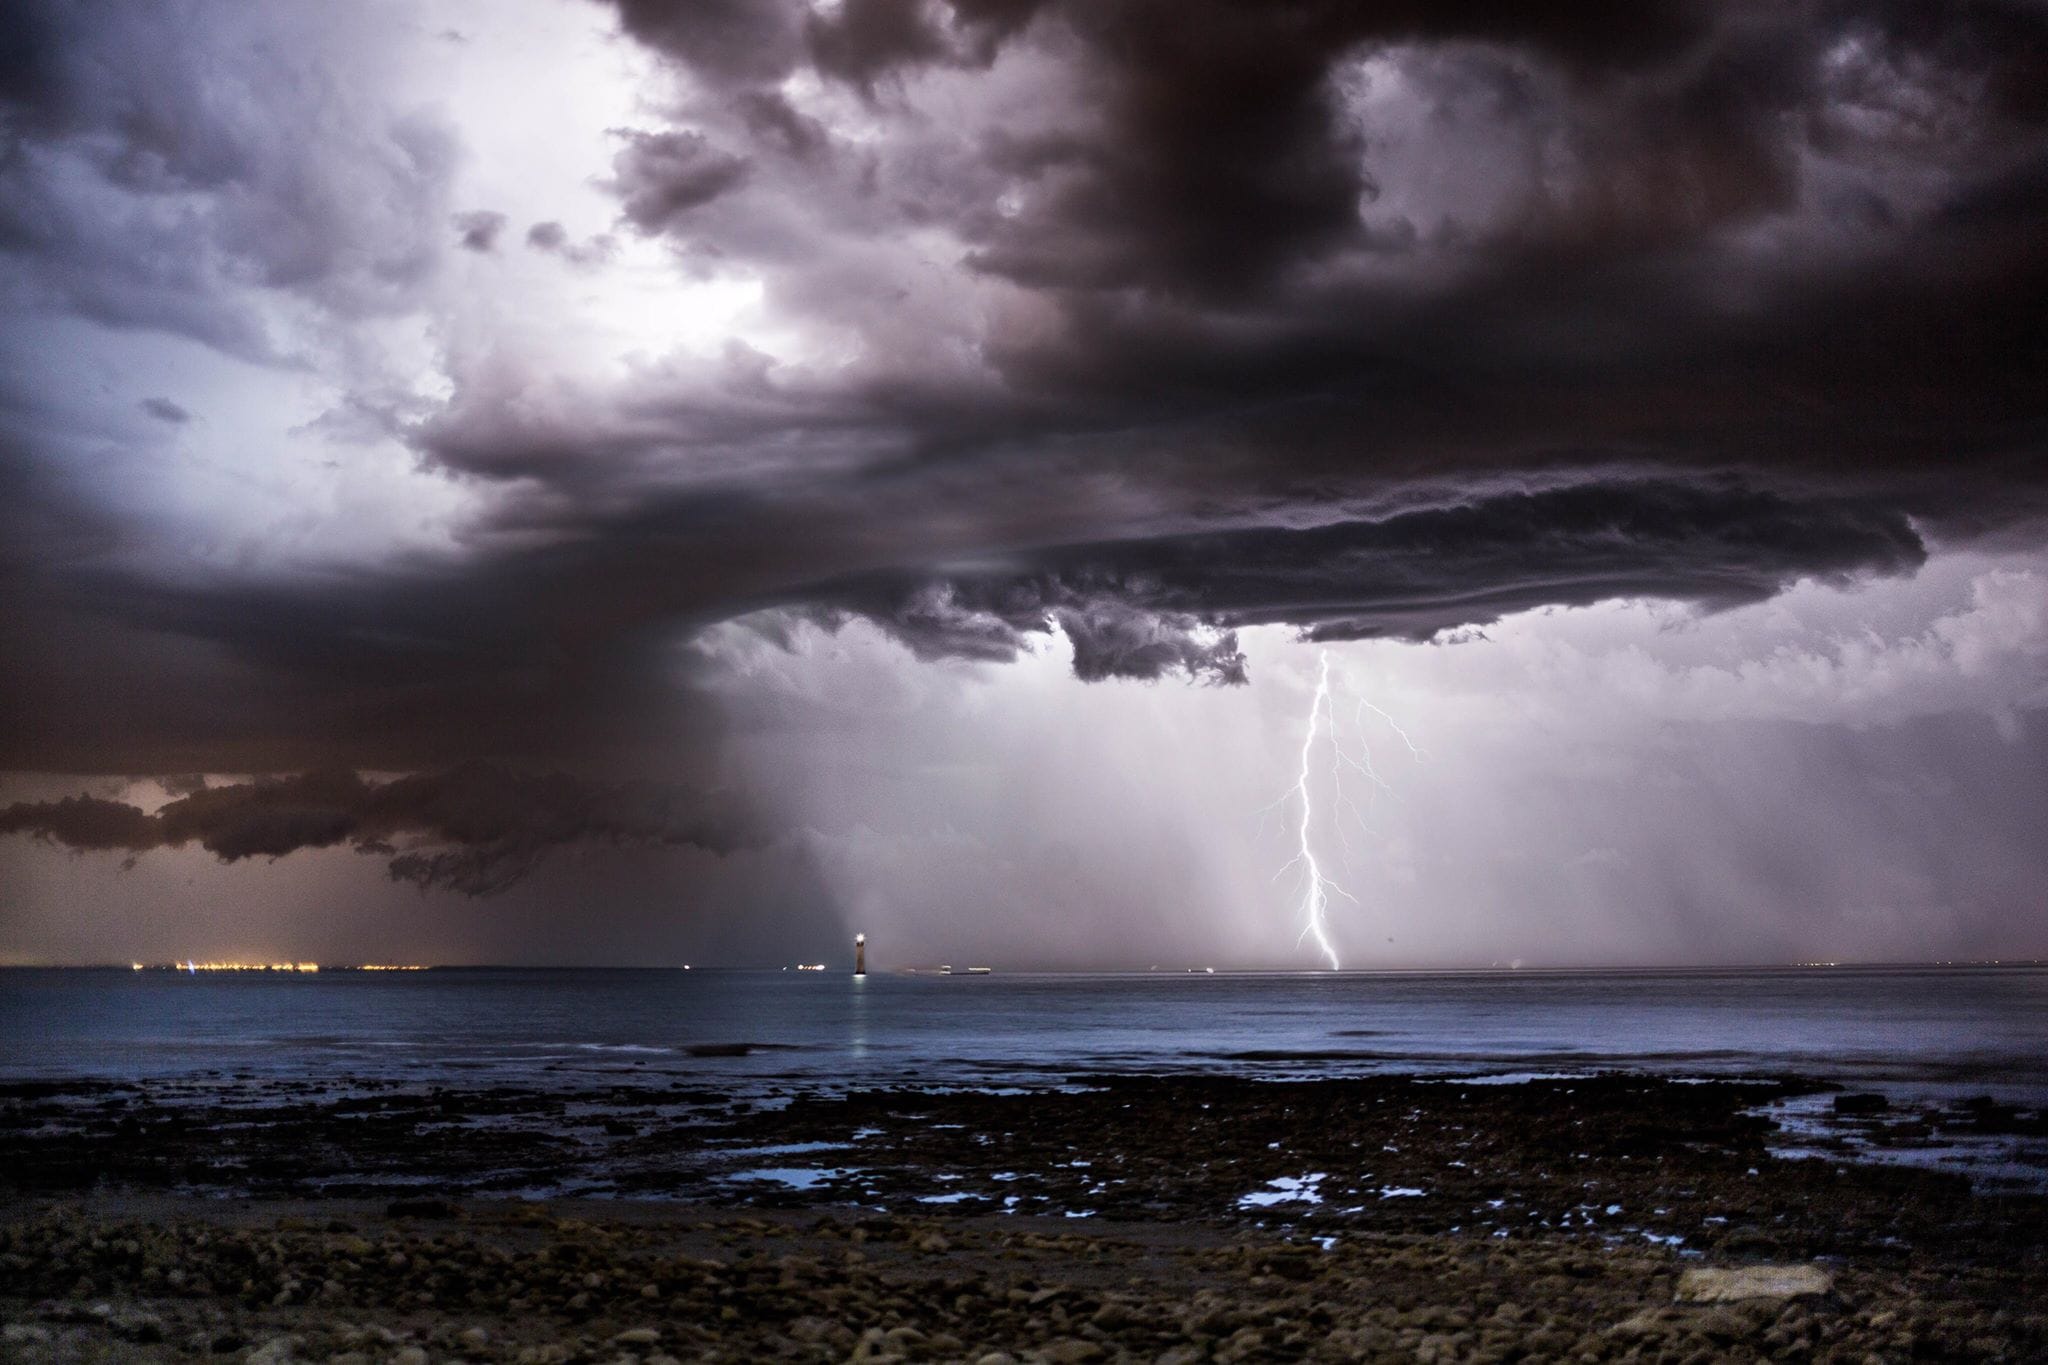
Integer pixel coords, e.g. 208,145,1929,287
4,964,2044,1102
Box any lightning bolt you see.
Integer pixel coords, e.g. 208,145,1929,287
1285,652,1349,969
1274,649,1424,971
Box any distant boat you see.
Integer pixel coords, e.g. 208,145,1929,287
965,966,993,975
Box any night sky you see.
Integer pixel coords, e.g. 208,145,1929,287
2,0,2045,968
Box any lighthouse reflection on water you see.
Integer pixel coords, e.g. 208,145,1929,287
849,933,869,1065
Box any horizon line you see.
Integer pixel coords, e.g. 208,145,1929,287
4,958,2043,974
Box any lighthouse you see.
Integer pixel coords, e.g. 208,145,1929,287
854,933,866,977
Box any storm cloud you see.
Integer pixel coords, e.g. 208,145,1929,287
0,0,2044,938
801,480,1930,681
0,764,758,896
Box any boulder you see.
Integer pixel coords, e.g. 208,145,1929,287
1675,1264,1833,1303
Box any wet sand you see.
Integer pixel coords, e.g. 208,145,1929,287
2,1074,2044,1361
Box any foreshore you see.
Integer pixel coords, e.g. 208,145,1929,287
3,1073,2043,1361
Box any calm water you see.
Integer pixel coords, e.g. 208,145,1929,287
3,965,2044,1104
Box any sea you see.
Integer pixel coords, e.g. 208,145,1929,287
3,963,2043,1099
5,964,2046,1194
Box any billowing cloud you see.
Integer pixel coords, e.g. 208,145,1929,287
0,764,758,895
0,2,459,360
0,0,2043,774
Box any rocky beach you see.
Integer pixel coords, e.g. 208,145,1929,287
3,1073,2044,1361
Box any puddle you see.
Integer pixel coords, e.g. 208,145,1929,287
725,1166,849,1190
1763,1091,2048,1192
715,1141,844,1159
1238,1173,1327,1209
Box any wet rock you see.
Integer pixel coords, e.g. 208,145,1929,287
245,1336,301,1365
1675,1264,1833,1302
787,1316,833,1343
110,1308,167,1341
1610,1307,1684,1339
1700,1303,1778,1342
1832,1094,1890,1116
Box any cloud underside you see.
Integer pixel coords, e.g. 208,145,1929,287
0,0,2044,775
801,480,1931,683
0,765,756,895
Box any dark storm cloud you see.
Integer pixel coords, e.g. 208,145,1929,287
0,764,759,896
610,130,750,231
802,480,1929,681
609,0,806,90
1,0,2045,779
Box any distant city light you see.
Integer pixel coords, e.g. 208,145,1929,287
127,962,431,973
